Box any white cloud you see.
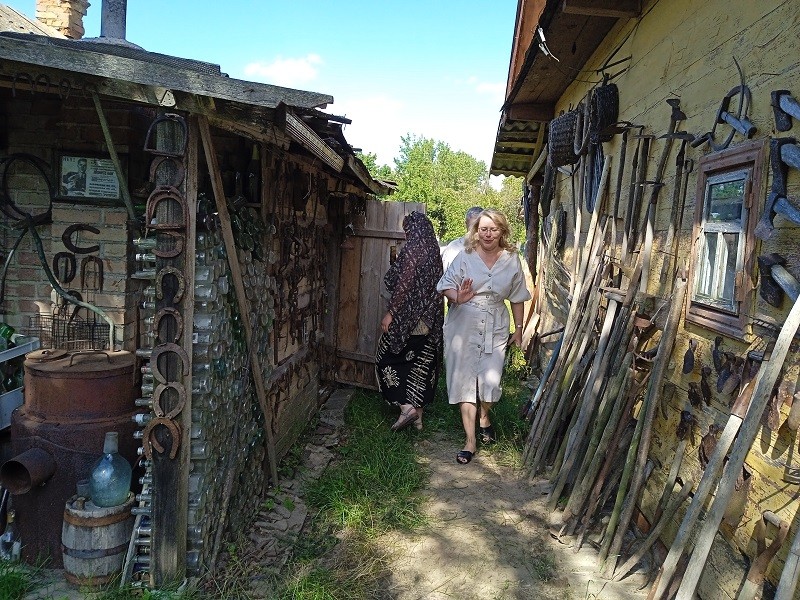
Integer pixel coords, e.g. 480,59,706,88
332,94,407,167
243,54,323,88
475,81,505,100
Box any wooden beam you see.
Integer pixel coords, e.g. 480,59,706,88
506,102,555,122
493,151,535,163
198,116,280,485
496,141,541,149
561,0,641,18
0,34,332,109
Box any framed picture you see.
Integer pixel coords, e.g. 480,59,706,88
56,154,124,203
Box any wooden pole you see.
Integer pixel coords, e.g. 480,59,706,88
674,292,800,599
614,478,693,581
603,274,687,577
198,116,279,484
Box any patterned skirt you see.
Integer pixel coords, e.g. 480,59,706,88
375,333,441,408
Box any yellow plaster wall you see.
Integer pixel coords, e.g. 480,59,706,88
547,0,800,596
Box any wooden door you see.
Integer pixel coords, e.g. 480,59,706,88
335,199,425,388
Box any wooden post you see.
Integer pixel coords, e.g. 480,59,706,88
602,274,687,577
674,292,800,599
197,116,279,484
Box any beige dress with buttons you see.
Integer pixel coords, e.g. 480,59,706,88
436,249,531,404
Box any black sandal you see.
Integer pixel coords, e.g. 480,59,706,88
479,426,496,444
456,450,474,464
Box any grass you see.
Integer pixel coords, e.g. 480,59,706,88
0,560,33,600
275,347,534,599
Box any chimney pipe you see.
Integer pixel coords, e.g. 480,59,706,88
100,0,127,40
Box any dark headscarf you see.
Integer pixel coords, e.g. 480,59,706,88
384,211,444,353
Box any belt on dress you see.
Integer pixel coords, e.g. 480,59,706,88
462,295,506,354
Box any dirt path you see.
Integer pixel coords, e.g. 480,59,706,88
380,432,652,600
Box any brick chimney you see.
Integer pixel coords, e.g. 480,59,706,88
35,0,90,40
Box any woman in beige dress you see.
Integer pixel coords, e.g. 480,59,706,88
437,209,531,464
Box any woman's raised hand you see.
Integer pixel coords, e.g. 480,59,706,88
458,278,475,304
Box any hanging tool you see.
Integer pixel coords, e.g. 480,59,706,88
755,138,800,240
772,90,800,131
738,511,789,600
639,99,685,293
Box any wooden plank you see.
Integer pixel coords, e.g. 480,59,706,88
197,116,279,485
357,237,387,356
0,34,333,109
336,236,362,354
150,114,196,585
562,0,641,18
505,102,555,122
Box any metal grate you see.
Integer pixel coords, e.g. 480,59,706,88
27,314,110,350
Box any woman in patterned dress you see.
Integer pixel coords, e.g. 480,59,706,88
376,211,444,431
437,209,531,463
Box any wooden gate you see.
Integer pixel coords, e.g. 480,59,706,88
335,199,425,388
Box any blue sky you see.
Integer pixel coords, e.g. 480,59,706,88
11,1,516,174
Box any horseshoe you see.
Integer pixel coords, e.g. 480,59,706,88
141,416,181,460
34,74,50,95
152,231,185,259
154,307,183,343
58,78,71,100
143,113,188,158
150,343,190,384
62,224,100,254
152,381,187,419
52,252,77,283
155,266,185,303
148,155,186,188
11,72,31,98
145,186,188,231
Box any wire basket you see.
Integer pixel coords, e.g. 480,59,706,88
548,110,580,167
27,313,111,350
590,83,619,143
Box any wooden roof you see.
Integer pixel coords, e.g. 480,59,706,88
491,0,640,178
0,4,63,37
0,7,391,195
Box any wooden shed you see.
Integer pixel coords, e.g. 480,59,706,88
497,1,800,598
0,1,410,587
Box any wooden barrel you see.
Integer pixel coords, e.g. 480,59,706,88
61,493,134,588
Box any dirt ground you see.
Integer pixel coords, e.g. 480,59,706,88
380,432,652,600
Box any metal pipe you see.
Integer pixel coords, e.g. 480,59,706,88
100,0,127,40
0,448,57,494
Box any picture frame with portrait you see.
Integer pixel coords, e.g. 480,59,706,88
56,153,125,204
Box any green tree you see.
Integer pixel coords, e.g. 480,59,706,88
357,135,526,246
391,134,488,241
356,151,394,181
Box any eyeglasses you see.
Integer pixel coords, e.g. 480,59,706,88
479,227,500,234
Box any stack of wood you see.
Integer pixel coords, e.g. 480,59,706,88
522,170,686,574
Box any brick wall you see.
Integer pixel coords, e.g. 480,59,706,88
0,88,148,350
35,0,89,39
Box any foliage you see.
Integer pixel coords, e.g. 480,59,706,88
305,390,426,533
358,135,527,245
355,152,393,181
0,561,31,600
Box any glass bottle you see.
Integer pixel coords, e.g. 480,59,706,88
0,323,15,351
89,432,133,507
246,144,261,203
0,509,19,561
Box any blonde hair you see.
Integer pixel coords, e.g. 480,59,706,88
465,209,516,253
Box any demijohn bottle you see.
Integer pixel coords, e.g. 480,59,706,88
89,432,132,507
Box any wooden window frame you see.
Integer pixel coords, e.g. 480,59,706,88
685,139,767,339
